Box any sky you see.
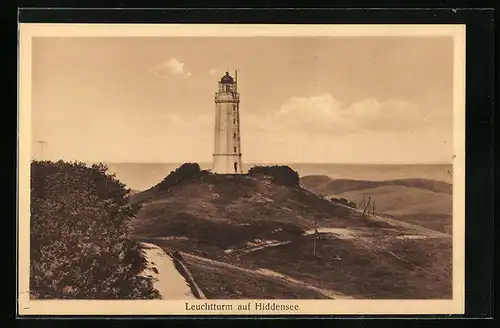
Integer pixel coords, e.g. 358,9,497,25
31,36,454,164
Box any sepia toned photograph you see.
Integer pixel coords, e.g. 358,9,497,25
18,24,465,315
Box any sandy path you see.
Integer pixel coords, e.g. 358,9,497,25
139,242,197,300
181,251,352,300
226,240,292,255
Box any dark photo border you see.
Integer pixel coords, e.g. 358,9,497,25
7,5,495,324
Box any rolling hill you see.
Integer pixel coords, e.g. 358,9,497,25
129,164,452,299
300,175,453,234
300,175,452,195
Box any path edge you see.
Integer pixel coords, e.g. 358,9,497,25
169,250,207,300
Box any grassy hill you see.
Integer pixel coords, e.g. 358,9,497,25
130,164,452,299
130,165,371,252
300,175,453,234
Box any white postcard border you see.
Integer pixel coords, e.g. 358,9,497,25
17,23,466,316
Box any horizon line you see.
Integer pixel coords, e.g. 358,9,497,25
93,161,453,165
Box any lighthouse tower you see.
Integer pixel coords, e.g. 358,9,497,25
213,71,243,174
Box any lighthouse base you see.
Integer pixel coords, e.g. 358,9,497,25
212,155,243,174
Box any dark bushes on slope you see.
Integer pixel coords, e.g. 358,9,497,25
157,162,204,191
30,160,160,299
330,197,357,209
131,163,210,205
248,165,300,187
347,201,357,209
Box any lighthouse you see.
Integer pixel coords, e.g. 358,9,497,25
213,71,243,174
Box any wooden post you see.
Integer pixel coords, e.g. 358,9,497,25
313,236,316,256
361,198,371,220
313,218,317,256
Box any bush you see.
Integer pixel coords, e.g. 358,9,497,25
30,160,160,299
248,165,300,187
329,197,356,208
338,198,349,206
157,163,202,191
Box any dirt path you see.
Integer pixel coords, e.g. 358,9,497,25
139,243,197,299
226,240,292,255
180,251,352,300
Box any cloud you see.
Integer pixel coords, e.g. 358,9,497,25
208,68,217,76
245,94,427,136
155,58,192,78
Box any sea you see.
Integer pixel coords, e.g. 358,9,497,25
103,162,453,192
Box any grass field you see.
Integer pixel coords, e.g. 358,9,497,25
233,235,452,299
179,252,329,299
143,223,452,300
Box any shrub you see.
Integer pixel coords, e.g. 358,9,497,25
30,160,160,299
329,197,356,208
248,165,300,187
157,163,202,191
338,198,349,205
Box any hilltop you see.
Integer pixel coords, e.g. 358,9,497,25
130,164,452,299
130,164,369,248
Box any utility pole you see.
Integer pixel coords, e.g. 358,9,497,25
34,140,47,160
313,218,318,256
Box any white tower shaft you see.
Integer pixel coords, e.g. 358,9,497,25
213,71,243,174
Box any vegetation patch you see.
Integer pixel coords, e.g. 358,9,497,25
330,197,357,208
30,160,160,299
248,165,300,187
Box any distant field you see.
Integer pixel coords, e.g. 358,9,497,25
301,176,452,195
301,176,453,234
328,185,452,216
388,214,452,235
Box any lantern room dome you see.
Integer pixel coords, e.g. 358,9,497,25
220,72,234,84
